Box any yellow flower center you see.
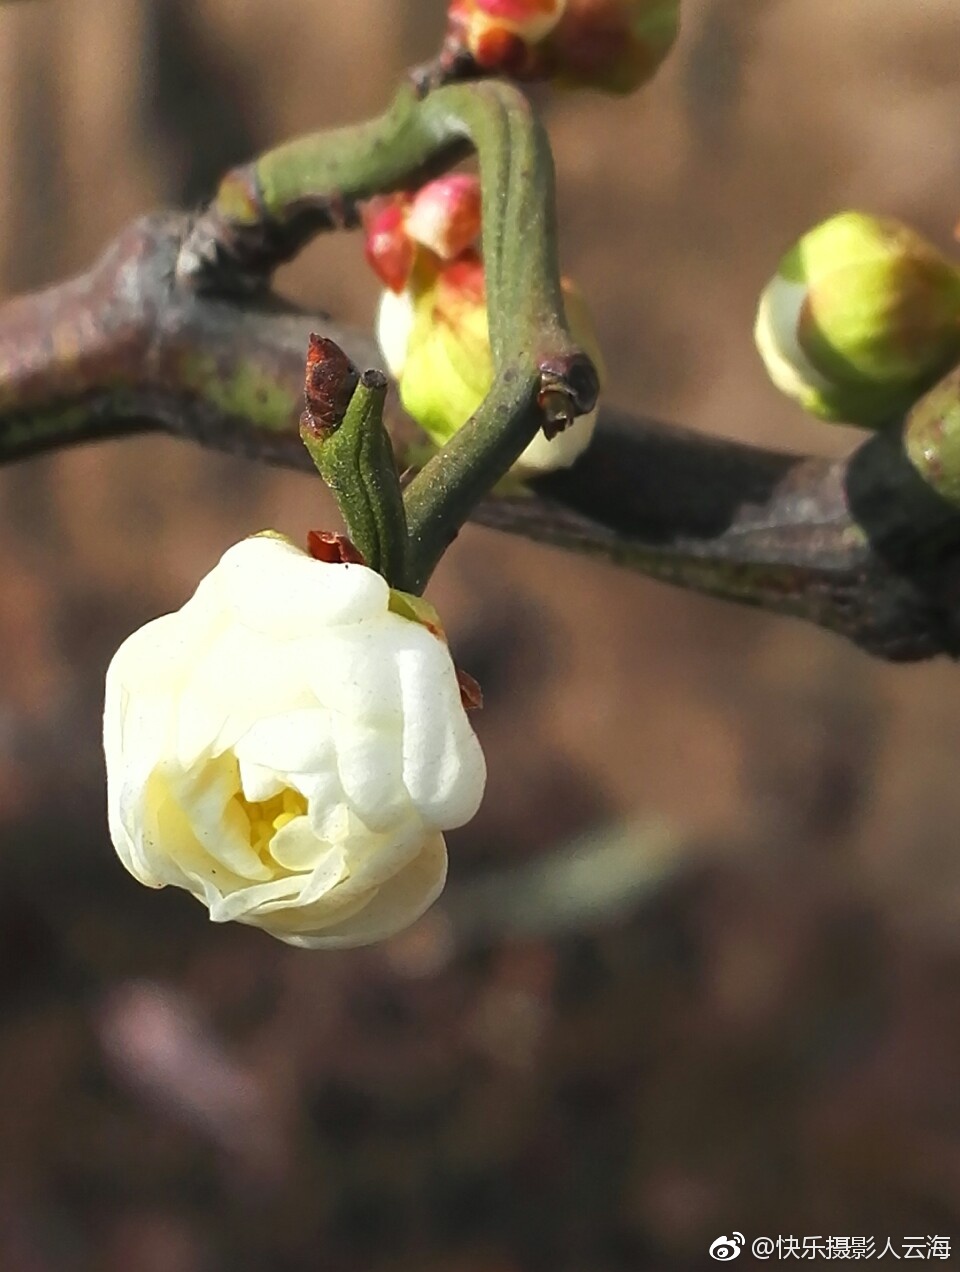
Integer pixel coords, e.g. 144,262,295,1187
235,785,308,864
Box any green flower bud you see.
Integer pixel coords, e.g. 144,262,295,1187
754,212,960,427
376,254,606,477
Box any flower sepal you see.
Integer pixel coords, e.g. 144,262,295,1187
388,588,447,642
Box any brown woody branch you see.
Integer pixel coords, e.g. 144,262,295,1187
2,212,960,662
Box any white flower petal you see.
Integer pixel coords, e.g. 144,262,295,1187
234,709,334,776
332,715,407,832
306,624,406,721
150,759,272,883
207,874,307,924
267,819,340,877
216,536,388,634
282,834,448,950
397,642,487,827
513,408,598,476
237,760,286,803
755,276,834,401
176,624,319,765
297,769,349,841
337,815,426,892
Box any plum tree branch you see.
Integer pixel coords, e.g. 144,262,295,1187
2,211,960,662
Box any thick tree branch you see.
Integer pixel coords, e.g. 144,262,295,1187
2,212,960,662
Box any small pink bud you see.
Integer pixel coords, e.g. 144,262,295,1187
406,175,483,262
363,198,416,293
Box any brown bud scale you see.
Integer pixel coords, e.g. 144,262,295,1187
300,333,360,437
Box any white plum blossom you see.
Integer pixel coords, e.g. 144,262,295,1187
103,533,486,949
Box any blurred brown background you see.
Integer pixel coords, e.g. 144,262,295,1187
2,2,960,1269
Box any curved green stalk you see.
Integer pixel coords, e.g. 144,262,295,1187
181,79,598,592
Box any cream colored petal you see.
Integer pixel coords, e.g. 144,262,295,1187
306,624,405,722
112,772,160,887
215,536,389,634
233,708,336,777
267,817,341,876
104,610,201,781
291,767,348,841
336,815,426,892
206,873,307,924
755,277,834,399
139,768,234,895
279,834,448,949
237,759,286,803
104,604,214,703
331,715,408,832
176,624,317,766
396,642,486,828
248,884,378,942
153,759,273,883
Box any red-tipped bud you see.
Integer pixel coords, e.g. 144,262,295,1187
363,198,416,293
406,175,483,262
377,249,605,477
447,0,567,75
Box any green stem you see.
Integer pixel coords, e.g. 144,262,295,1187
417,83,570,366
404,84,597,589
403,371,540,593
178,85,468,284
181,79,598,593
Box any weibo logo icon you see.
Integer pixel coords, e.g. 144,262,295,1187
709,1233,746,1261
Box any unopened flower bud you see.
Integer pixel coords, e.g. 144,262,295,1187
755,212,960,427
363,177,482,294
543,0,680,95
376,253,605,476
447,0,567,75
